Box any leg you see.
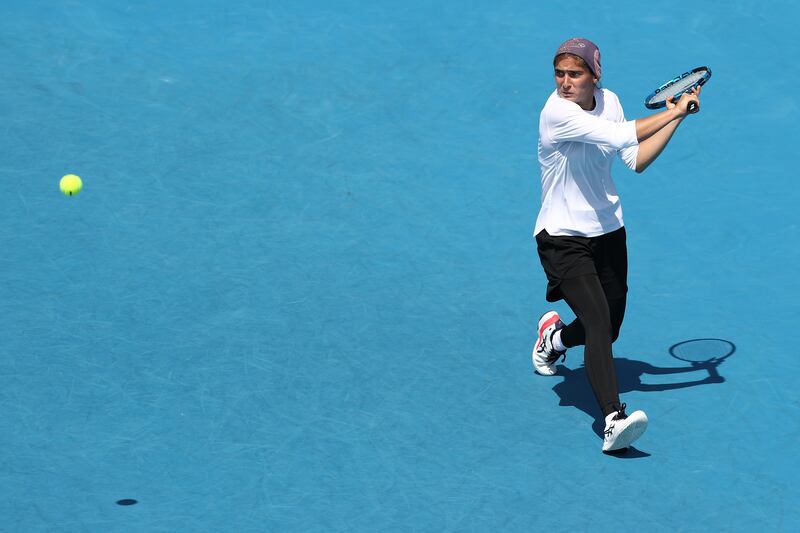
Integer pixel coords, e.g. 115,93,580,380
559,293,627,346
558,274,621,416
609,294,626,342
559,225,628,347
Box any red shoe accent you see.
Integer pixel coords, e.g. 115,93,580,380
538,315,560,337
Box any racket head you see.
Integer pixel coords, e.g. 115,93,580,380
668,338,735,364
644,66,712,109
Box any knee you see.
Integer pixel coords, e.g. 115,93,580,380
585,320,613,343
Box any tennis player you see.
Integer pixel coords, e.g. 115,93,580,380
532,38,701,452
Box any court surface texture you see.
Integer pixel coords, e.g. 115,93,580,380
2,0,798,531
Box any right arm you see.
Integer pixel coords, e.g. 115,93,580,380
546,88,701,149
634,87,701,172
634,88,700,142
634,107,682,142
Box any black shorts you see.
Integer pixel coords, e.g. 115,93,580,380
535,226,628,303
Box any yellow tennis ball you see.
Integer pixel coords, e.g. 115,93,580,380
60,174,83,196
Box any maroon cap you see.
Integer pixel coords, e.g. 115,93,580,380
555,38,601,79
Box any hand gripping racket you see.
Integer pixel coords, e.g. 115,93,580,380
644,66,711,114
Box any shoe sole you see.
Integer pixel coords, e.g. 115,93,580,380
603,416,648,452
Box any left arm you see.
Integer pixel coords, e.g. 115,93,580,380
634,86,701,173
634,115,683,173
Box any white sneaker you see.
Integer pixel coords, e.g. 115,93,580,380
532,311,566,376
602,404,648,452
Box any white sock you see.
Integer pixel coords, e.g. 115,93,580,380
552,329,566,352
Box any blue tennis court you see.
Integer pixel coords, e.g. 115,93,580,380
2,0,798,530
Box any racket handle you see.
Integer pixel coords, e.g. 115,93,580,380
687,101,699,114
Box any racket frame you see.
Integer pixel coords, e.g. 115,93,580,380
644,66,712,110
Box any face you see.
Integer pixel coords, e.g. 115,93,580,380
554,55,598,110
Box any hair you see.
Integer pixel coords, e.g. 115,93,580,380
553,53,601,87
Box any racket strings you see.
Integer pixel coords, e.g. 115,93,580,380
654,72,706,100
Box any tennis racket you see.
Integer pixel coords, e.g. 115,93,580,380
644,66,711,114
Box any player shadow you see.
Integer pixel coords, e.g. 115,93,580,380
551,341,734,458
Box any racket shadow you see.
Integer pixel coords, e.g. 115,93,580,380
551,339,736,454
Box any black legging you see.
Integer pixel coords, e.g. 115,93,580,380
558,274,626,417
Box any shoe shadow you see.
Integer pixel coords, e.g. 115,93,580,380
551,340,735,457
603,446,650,459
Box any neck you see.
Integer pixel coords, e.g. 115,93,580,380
578,90,597,111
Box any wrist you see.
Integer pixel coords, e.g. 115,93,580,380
671,107,686,120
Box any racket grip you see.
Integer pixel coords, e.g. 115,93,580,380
687,101,699,114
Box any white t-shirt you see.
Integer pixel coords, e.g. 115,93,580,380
534,88,639,237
